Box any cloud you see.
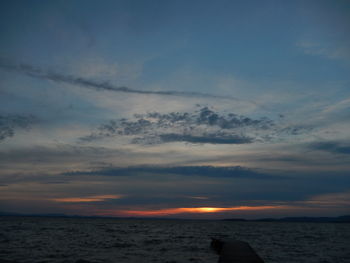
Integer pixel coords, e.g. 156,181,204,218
157,133,253,144
0,114,37,142
309,141,350,155
0,144,117,163
297,40,350,61
0,144,142,186
0,144,129,185
322,97,350,114
0,58,237,100
63,165,281,180
80,106,274,144
305,191,350,207
116,205,284,217
51,194,123,203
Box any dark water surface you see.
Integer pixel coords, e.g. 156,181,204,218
0,216,349,263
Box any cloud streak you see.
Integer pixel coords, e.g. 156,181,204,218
310,141,350,155
0,58,237,100
0,114,37,142
51,195,123,203
157,133,253,144
63,165,281,180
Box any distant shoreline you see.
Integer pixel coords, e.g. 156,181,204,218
1,212,349,223
222,215,350,223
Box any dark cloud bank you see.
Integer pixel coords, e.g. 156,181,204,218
81,107,275,145
0,144,115,163
0,58,235,100
0,114,37,142
63,165,281,180
157,133,252,144
310,141,350,155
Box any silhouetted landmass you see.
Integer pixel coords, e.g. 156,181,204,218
0,211,96,218
1,211,349,222
224,215,350,223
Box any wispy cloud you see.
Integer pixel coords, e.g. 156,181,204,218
0,114,37,142
322,97,350,114
0,58,238,100
297,40,350,61
80,107,274,145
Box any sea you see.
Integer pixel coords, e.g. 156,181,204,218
0,216,349,263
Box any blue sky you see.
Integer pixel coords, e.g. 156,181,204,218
0,0,349,218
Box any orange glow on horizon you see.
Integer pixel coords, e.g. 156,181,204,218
51,194,123,203
117,205,284,216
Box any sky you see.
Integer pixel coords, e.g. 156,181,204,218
0,0,349,219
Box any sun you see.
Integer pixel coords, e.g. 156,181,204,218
197,207,220,213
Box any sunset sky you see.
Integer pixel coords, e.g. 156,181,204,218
0,0,349,219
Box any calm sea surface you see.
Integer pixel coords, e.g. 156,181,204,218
0,216,349,263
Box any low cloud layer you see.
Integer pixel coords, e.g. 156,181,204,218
63,165,280,180
0,114,37,142
157,133,253,144
80,107,274,145
310,141,350,155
